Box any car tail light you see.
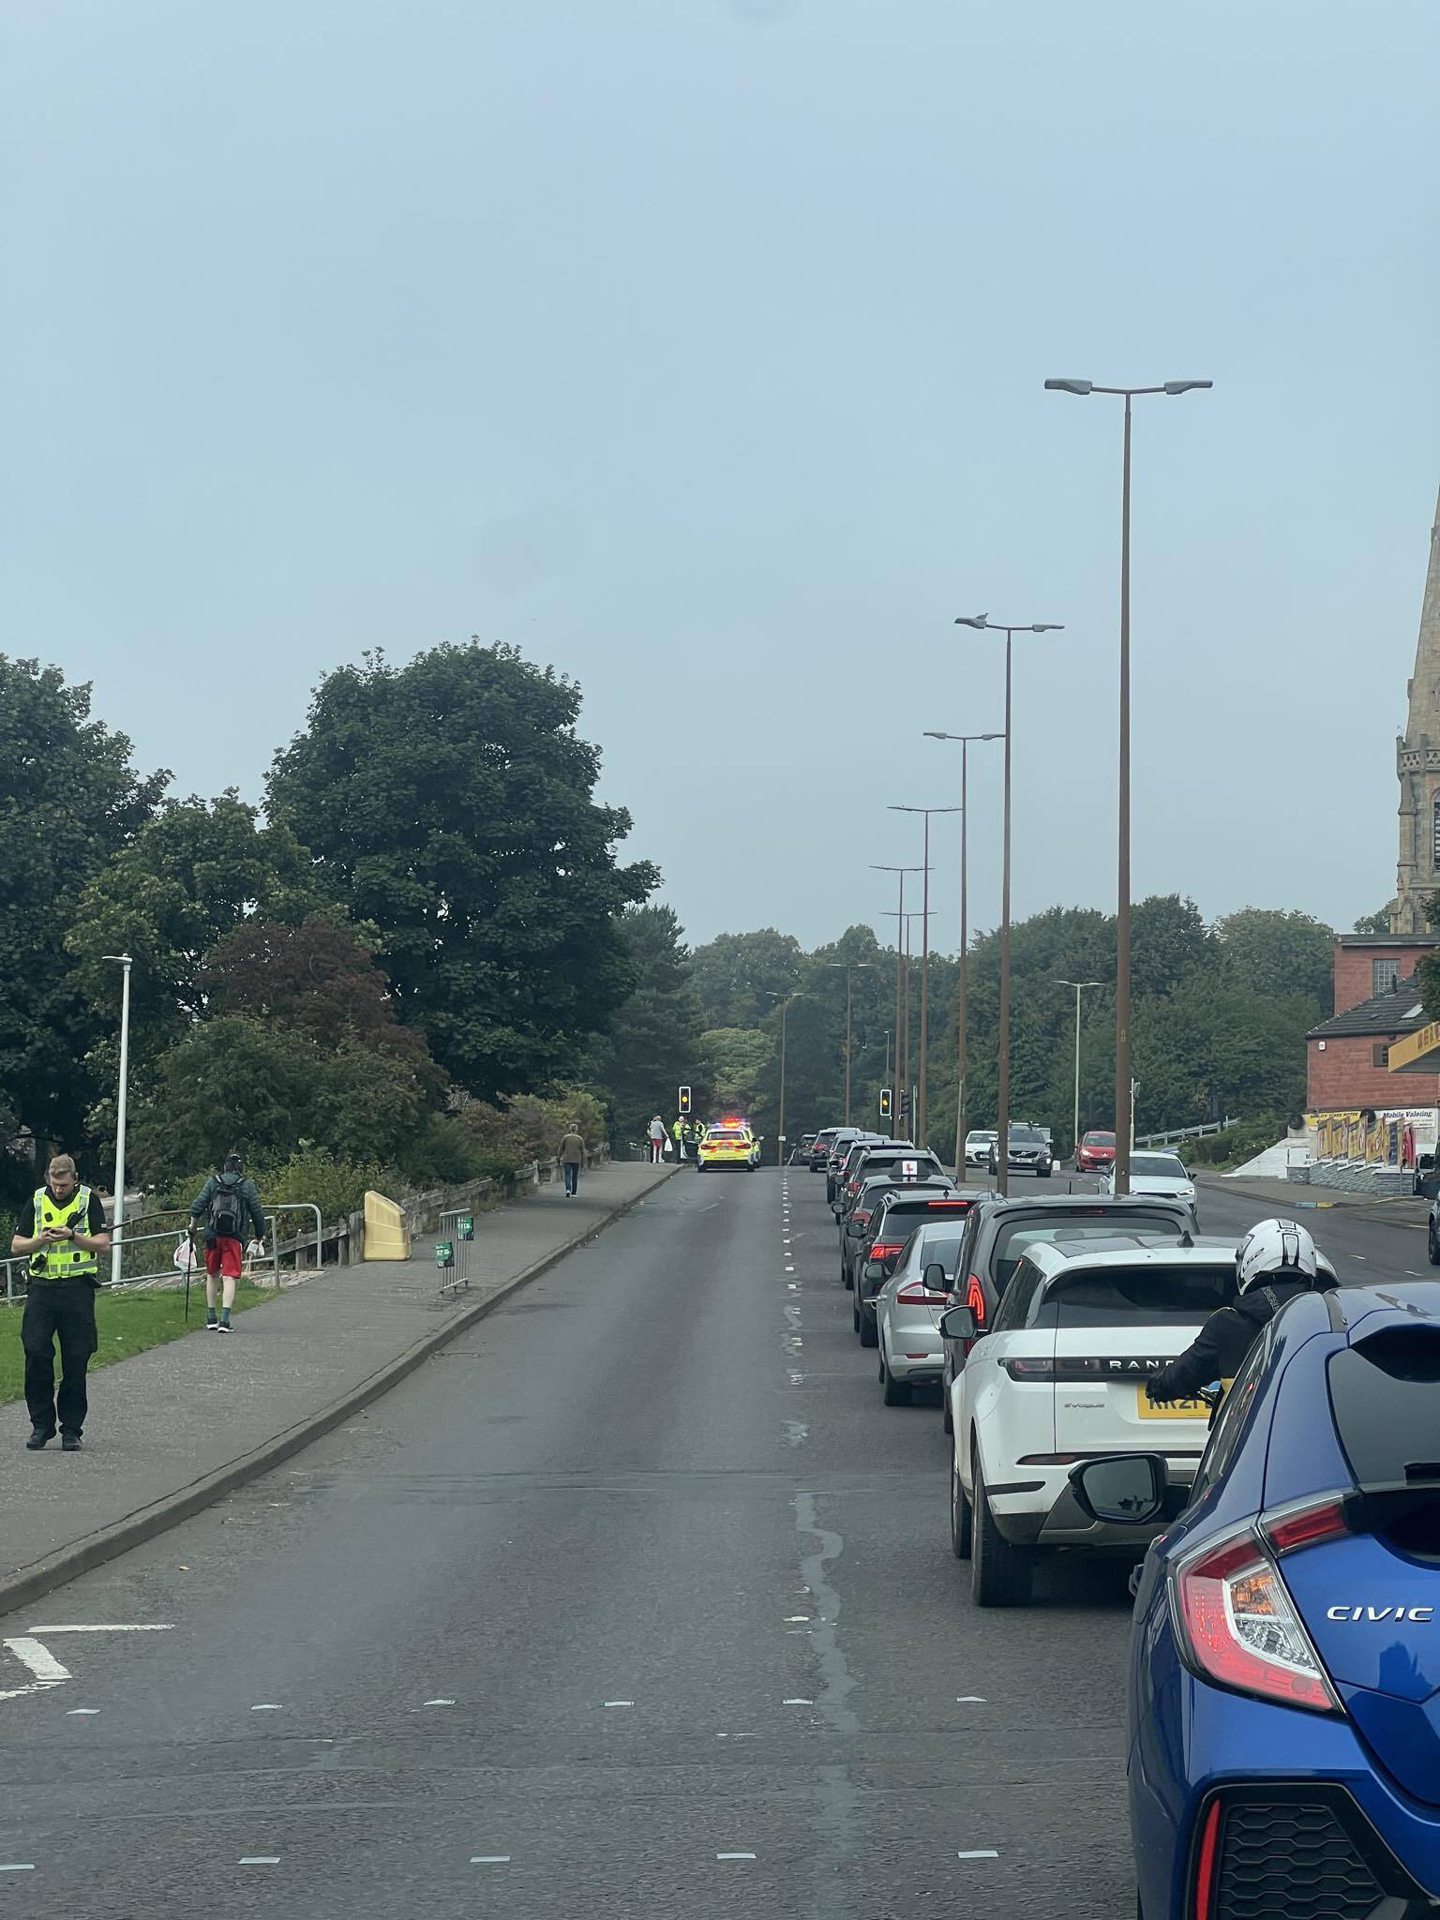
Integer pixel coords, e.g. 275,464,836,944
1003,1357,1057,1380
1174,1531,1340,1716
1190,1797,1223,1920
869,1242,903,1262
964,1274,986,1328
896,1280,949,1305
1262,1495,1350,1557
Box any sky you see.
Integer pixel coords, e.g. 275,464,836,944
6,0,1437,954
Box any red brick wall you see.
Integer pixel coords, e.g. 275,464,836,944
1308,1034,1440,1110
1333,945,1431,1016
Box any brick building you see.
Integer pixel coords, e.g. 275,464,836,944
1306,935,1440,1110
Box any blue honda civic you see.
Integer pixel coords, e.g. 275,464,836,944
1068,1281,1440,1920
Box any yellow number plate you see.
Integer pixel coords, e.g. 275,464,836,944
1136,1389,1207,1420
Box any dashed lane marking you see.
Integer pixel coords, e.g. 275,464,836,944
956,1696,986,1703
66,1708,100,1716
957,1851,999,1860
0,1865,35,1873
716,1852,756,1861
471,1857,511,1865
238,1857,280,1866
604,1700,634,1707
424,1699,456,1707
250,1703,283,1711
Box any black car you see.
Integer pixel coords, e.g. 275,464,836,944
852,1190,983,1344
988,1124,1054,1178
806,1128,840,1170
839,1172,956,1293
938,1192,1198,1427
833,1141,935,1221
825,1130,884,1201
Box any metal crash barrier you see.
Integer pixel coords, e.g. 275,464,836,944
435,1208,475,1295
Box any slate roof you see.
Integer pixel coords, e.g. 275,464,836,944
1307,974,1429,1042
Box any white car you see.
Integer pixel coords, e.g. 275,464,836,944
963,1129,997,1168
944,1236,1233,1607
1103,1150,1198,1221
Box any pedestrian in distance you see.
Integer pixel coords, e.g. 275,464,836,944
559,1122,586,1197
672,1114,687,1164
647,1115,666,1165
11,1153,110,1452
189,1152,267,1332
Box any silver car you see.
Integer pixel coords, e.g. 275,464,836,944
874,1220,968,1406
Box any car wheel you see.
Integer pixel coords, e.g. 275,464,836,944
971,1449,1032,1607
881,1344,910,1406
949,1431,972,1560
1429,1219,1440,1267
941,1364,953,1434
842,1259,853,1290
858,1304,878,1348
852,1297,861,1334
1037,1162,1052,1179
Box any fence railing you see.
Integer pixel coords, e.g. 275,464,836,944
434,1207,476,1295
3,1203,324,1306
1134,1117,1240,1149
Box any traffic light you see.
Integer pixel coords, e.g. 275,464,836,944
678,1084,692,1115
879,1087,893,1121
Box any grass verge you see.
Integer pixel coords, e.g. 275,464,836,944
0,1284,272,1406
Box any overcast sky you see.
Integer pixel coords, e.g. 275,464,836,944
7,0,1437,953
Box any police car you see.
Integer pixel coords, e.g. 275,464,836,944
697,1121,762,1171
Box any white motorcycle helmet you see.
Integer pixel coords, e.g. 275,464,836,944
1235,1217,1319,1295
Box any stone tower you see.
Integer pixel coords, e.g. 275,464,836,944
1392,486,1440,934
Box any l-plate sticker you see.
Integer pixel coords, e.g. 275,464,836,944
902,1159,919,1180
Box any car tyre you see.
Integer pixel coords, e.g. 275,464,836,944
971,1449,1032,1607
941,1369,953,1434
1429,1218,1440,1266
1037,1162,1052,1179
880,1345,910,1406
949,1431,972,1559
858,1304,878,1348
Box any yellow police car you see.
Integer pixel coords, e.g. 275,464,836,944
697,1120,762,1171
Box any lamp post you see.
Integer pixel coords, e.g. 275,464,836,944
887,806,960,1148
1044,376,1211,1192
877,909,920,1130
102,953,133,1288
1057,978,1104,1158
764,991,803,1167
826,963,879,1125
924,731,1004,1172
954,618,1064,1195
872,866,923,1131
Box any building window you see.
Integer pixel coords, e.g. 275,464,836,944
1373,1043,1391,1068
1373,958,1400,994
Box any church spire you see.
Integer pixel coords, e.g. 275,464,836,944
1392,486,1440,933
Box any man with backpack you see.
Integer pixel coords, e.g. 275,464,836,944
189,1153,267,1332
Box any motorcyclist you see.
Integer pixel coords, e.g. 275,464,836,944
1146,1217,1326,1406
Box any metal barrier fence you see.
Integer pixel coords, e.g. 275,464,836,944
3,1203,324,1306
1135,1117,1240,1149
434,1207,476,1295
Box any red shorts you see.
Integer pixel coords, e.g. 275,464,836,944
204,1236,245,1279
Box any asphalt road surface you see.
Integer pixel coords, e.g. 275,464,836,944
0,1165,1141,1920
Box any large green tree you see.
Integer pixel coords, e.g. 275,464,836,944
592,905,703,1143
688,929,804,1030
0,657,166,1197
1212,908,1334,1016
266,643,657,1099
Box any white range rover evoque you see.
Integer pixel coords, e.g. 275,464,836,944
943,1234,1238,1608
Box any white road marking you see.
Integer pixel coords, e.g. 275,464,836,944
471,1856,511,1864
424,1698,455,1706
782,1698,814,1705
0,1865,35,1872
66,1708,100,1716
1353,1254,1367,1260
239,1857,280,1865
28,1623,172,1634
957,1850,999,1860
1405,1270,1422,1277
785,1266,796,1273
783,1616,811,1623
956,1695,986,1703
250,1703,283,1711
716,1852,756,1861
604,1699,634,1707
3,1639,70,1684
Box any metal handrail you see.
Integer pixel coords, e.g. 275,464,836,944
3,1203,325,1306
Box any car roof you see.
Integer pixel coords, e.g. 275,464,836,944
974,1192,1191,1219
1018,1235,1232,1275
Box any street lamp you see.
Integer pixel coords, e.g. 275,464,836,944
102,953,133,1288
1057,978,1104,1158
825,963,879,1125
1045,375,1211,1192
924,730,1004,1172
887,806,960,1147
764,990,803,1167
871,866,924,1132
954,618,1064,1195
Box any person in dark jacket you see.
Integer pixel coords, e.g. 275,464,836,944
1147,1217,1325,1405
11,1154,111,1450
189,1153,267,1332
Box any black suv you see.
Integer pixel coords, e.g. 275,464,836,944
839,1172,955,1293
938,1193,1198,1428
851,1190,983,1344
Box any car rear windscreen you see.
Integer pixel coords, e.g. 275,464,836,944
911,1231,966,1273
991,1211,1184,1288
1328,1326,1440,1486
1032,1264,1234,1329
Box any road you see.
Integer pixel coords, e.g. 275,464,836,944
0,1164,1139,1920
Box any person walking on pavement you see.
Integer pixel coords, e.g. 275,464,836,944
647,1115,667,1165
559,1123,586,1197
189,1152,267,1332
11,1154,110,1452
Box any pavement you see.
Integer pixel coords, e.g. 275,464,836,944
0,1158,675,1614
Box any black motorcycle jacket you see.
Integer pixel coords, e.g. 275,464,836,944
1147,1277,1313,1403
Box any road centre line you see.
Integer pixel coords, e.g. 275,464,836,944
239,1857,280,1865
958,1850,1000,1860
716,1852,756,1860
0,1865,35,1873
471,1856,511,1864
27,1624,172,1634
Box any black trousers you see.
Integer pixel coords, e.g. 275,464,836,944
21,1281,99,1436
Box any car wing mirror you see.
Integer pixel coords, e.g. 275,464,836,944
846,1219,867,1239
923,1263,948,1290
1068,1455,1168,1526
939,1304,976,1342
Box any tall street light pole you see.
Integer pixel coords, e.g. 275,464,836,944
954,618,1064,1197
878,910,920,1128
826,963,879,1126
1057,978,1104,1156
923,731,1003,1172
103,953,133,1289
1044,376,1211,1192
887,805,960,1149
764,991,803,1167
872,866,923,1131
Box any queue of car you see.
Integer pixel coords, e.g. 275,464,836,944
796,1123,1440,1919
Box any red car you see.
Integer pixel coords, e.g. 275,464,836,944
1074,1128,1116,1172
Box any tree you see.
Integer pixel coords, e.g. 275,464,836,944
688,929,803,1030
593,906,703,1143
697,1028,773,1113
1213,908,1335,1017
1354,907,1393,935
0,656,166,1199
202,915,433,1061
266,643,657,1098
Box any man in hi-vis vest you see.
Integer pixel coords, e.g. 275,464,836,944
10,1154,110,1451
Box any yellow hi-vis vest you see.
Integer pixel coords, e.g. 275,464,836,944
30,1185,99,1282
